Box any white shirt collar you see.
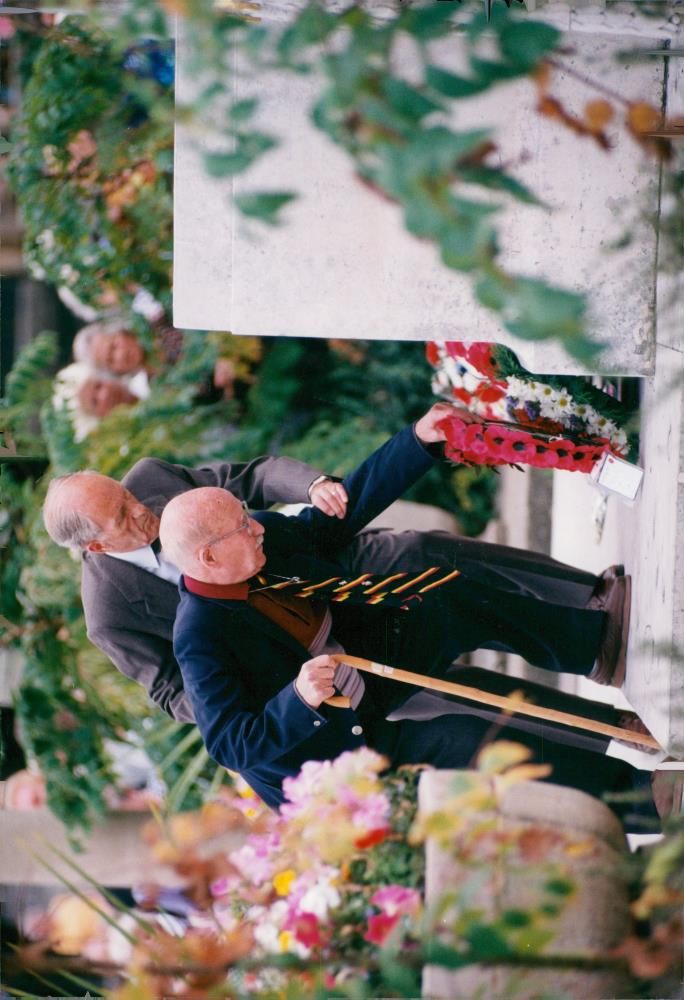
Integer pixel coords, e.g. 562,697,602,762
106,544,180,585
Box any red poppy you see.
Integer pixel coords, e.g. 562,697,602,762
465,342,499,377
425,342,440,366
499,429,538,463
463,422,490,460
444,341,468,360
533,446,560,468
475,382,507,404
452,386,474,406
438,415,468,451
550,438,578,470
483,424,509,460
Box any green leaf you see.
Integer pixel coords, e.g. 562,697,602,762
399,127,493,180
475,270,510,311
378,952,420,995
204,149,253,177
499,21,561,71
466,923,513,959
198,81,225,106
0,136,12,154
204,132,276,177
404,192,451,240
544,876,575,897
465,5,512,39
470,56,526,85
458,166,546,206
422,939,471,970
401,3,458,40
501,908,532,928
234,191,296,224
440,217,494,272
513,925,555,953
426,65,489,99
277,3,337,63
382,77,444,122
230,97,259,123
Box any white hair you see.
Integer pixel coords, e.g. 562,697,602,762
72,319,129,366
43,472,102,549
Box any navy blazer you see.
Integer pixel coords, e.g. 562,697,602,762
173,425,435,807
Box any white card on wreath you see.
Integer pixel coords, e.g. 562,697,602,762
590,453,644,501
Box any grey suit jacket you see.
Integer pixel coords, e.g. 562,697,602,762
81,455,328,721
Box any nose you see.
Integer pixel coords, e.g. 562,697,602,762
249,518,264,538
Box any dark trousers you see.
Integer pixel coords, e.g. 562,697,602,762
367,712,657,834
333,577,606,717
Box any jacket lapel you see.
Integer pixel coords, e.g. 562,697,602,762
200,594,311,659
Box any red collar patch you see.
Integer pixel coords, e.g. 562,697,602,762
183,575,250,601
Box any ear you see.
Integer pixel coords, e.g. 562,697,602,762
85,539,107,554
197,544,216,569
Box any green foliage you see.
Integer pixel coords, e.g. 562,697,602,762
6,17,174,317
1,331,59,456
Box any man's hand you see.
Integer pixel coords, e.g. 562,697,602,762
414,402,484,443
295,654,337,708
309,478,348,519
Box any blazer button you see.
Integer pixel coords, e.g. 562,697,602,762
313,720,321,727
351,725,363,736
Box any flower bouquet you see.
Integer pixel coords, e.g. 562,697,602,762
427,341,635,473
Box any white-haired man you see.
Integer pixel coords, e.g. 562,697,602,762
43,453,348,720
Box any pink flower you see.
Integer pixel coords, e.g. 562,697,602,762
364,911,400,945
287,912,323,949
370,885,421,918
0,17,15,39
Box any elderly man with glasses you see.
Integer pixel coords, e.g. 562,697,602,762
158,405,676,825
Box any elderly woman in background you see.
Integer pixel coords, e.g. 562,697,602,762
72,321,147,377
76,373,143,418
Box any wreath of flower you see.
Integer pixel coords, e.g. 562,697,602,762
427,341,635,472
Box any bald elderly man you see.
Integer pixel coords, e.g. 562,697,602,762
43,454,348,720
159,409,669,824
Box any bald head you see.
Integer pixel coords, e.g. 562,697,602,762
159,488,265,584
43,471,159,553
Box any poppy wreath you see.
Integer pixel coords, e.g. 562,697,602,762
427,341,632,460
438,416,611,474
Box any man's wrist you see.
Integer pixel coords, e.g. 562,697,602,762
308,474,331,501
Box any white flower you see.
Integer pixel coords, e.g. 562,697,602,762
546,389,575,422
132,288,165,322
297,871,341,920
538,386,561,420
59,263,78,284
28,261,46,281
506,376,535,402
613,429,629,453
37,229,56,251
251,903,284,954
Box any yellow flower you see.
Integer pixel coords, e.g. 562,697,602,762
278,929,293,952
273,869,297,896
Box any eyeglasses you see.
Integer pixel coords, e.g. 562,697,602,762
205,501,254,547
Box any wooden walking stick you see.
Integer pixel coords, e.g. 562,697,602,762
328,653,662,751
